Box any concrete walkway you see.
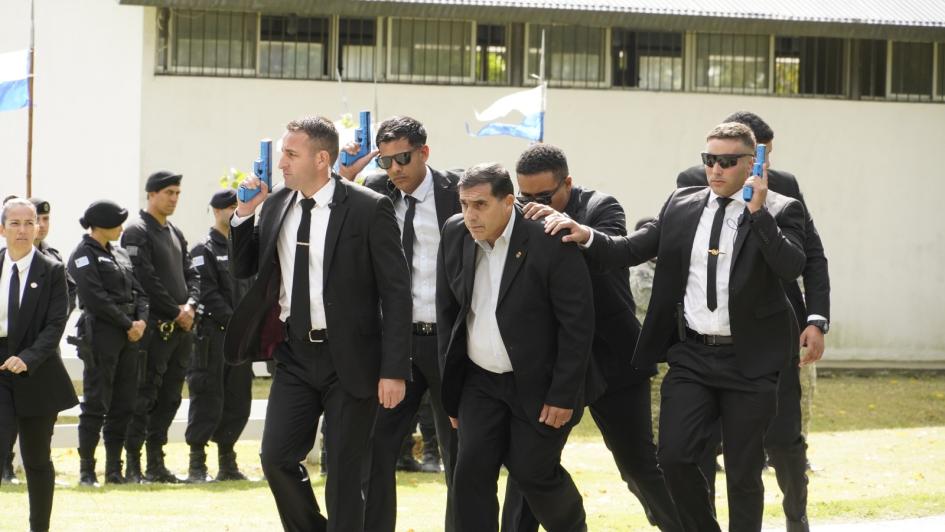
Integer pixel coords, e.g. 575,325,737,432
764,515,945,531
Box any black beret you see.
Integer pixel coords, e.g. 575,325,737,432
145,170,182,193
29,197,51,215
80,200,128,230
210,189,237,209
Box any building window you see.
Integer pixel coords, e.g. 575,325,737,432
938,43,945,98
259,15,329,79
527,24,607,87
612,29,683,90
775,37,845,96
853,39,886,99
339,18,377,81
891,41,933,100
388,18,473,83
694,33,770,93
169,10,257,75
477,24,509,85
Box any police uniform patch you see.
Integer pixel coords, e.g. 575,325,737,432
126,245,138,257
216,255,229,262
97,256,114,263
192,256,205,267
74,256,90,268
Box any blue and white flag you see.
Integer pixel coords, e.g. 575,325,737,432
0,49,30,112
467,84,545,142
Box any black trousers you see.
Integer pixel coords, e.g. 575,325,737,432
454,364,585,532
658,341,777,532
501,378,682,532
699,356,809,531
78,318,140,452
1,372,59,532
185,323,253,448
363,333,457,532
125,323,192,452
260,338,377,532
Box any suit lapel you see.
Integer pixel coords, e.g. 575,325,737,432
496,213,528,306
322,177,349,287
677,189,711,277
10,252,47,349
432,169,457,229
731,205,751,271
462,233,476,304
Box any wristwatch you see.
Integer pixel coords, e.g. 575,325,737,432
807,319,829,335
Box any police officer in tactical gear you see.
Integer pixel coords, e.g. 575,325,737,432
184,190,254,482
121,171,200,483
67,201,149,486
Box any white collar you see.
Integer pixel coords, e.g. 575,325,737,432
402,166,434,203
295,177,336,207
4,247,35,274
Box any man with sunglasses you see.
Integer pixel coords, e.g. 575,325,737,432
546,122,807,532
342,115,462,532
678,111,830,532
502,144,682,532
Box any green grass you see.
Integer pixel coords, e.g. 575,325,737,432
7,370,942,531
70,376,273,401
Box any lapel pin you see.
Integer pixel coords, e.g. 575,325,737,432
30,282,38,288
515,251,523,259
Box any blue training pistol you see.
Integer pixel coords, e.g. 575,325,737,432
340,110,372,167
238,139,272,202
743,143,766,202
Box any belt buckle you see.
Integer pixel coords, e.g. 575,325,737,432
308,329,325,343
159,321,176,335
417,322,434,335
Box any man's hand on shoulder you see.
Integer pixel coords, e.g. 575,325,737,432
522,202,562,221
544,214,592,245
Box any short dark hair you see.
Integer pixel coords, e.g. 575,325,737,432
723,111,774,144
286,116,340,164
459,163,514,199
706,122,756,151
376,116,427,148
515,144,569,183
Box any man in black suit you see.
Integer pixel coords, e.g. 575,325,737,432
501,144,681,532
0,198,79,532
547,122,807,531
227,116,412,532
340,116,461,532
677,111,830,532
438,163,594,532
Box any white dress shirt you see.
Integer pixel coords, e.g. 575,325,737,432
466,209,516,374
684,191,744,336
0,247,35,338
232,179,335,329
394,167,439,323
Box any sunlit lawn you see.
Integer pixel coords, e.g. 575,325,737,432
2,370,943,531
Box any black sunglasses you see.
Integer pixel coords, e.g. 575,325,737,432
516,181,564,206
701,152,753,169
375,149,418,170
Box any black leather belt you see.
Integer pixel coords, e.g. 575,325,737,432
686,328,734,346
412,322,437,336
302,328,328,343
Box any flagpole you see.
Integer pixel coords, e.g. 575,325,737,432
26,0,35,196
538,29,546,143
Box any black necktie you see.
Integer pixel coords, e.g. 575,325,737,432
402,195,417,271
289,198,316,334
706,197,732,311
8,264,20,334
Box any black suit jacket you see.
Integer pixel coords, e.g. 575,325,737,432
677,165,830,322
225,176,413,398
437,207,595,432
585,187,807,378
1,250,78,417
362,166,463,229
564,187,656,391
